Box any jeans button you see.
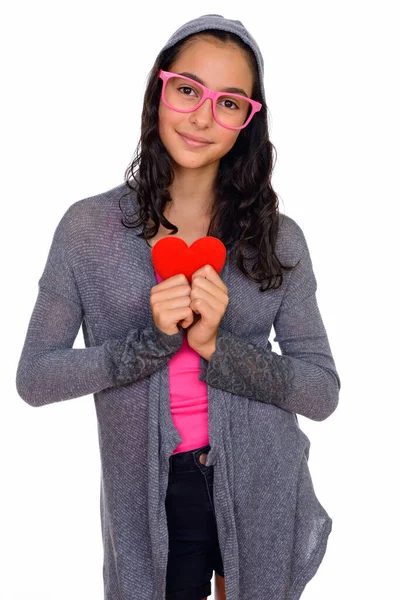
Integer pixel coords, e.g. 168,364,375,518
199,452,208,465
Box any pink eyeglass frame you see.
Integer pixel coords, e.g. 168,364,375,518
158,69,262,130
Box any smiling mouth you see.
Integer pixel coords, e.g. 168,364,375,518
177,132,212,147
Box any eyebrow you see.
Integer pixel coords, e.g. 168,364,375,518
177,71,250,98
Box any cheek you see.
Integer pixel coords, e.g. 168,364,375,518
158,103,182,133
158,104,172,139
220,130,241,154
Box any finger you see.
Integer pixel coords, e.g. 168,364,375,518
191,277,229,305
190,294,225,322
150,273,189,294
191,264,228,293
150,283,191,306
178,311,194,328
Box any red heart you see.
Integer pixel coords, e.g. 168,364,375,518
151,236,226,283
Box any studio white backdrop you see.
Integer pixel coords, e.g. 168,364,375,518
1,1,399,598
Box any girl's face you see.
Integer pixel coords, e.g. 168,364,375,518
158,37,255,173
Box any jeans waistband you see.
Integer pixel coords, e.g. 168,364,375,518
168,444,211,473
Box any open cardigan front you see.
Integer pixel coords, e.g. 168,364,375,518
16,183,341,600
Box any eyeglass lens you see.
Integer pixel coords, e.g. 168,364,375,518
164,76,252,128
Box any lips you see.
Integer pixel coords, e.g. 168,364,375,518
179,132,211,143
177,132,212,146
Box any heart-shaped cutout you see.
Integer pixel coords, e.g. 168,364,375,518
151,236,226,283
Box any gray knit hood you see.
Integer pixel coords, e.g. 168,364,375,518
155,13,266,105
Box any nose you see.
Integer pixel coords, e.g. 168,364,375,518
192,97,214,125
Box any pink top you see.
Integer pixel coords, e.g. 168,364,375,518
155,270,209,454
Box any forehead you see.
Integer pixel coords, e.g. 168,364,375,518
170,37,254,96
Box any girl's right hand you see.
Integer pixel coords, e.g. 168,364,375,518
150,274,194,336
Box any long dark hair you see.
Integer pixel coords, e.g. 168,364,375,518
118,29,299,292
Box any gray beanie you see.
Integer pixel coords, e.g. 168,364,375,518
155,14,266,106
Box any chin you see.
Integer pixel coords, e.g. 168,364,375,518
169,151,215,170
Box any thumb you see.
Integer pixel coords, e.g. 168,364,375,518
179,312,194,329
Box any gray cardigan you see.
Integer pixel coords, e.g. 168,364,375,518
16,183,341,600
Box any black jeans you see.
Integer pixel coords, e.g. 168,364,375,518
165,444,224,600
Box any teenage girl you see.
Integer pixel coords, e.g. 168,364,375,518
142,28,265,598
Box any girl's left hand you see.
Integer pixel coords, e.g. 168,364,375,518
184,264,229,353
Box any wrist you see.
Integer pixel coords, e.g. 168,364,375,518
151,320,184,350
192,340,216,361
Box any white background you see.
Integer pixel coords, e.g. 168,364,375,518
2,1,399,598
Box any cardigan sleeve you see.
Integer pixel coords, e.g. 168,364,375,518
198,238,341,422
15,207,184,408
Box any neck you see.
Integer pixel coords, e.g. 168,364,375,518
167,161,219,218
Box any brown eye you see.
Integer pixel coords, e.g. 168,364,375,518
178,86,195,96
221,99,239,110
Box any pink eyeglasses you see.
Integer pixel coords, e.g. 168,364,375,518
158,69,262,130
